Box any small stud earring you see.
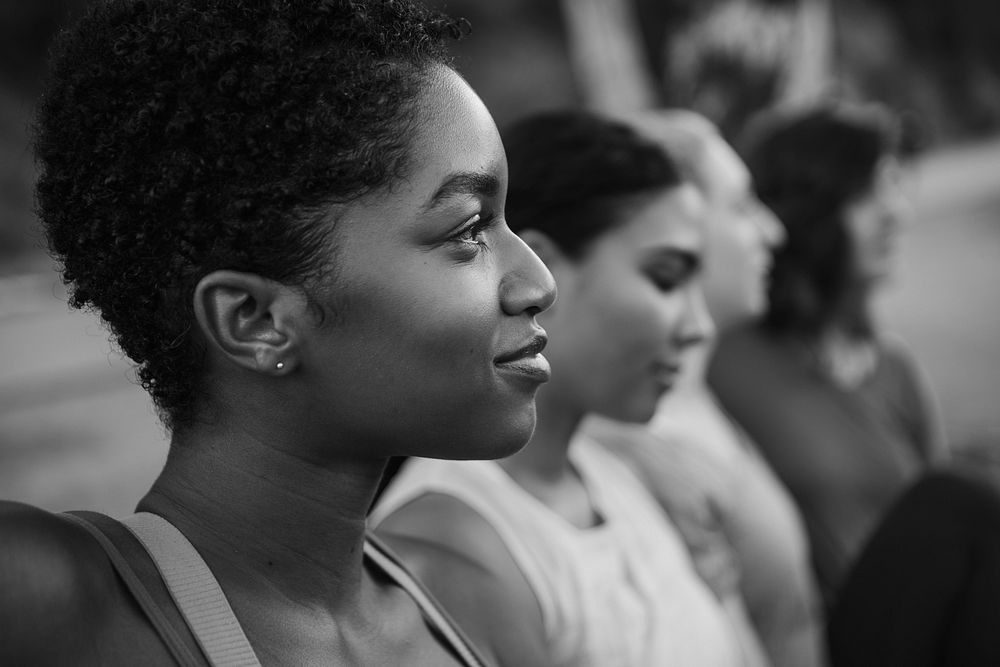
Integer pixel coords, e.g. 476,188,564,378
275,361,285,370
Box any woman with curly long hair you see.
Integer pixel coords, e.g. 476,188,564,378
708,103,948,610
0,1,555,664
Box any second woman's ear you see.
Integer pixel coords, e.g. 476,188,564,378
193,270,304,375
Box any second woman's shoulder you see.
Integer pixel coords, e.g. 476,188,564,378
377,491,535,597
377,492,552,667
0,502,121,662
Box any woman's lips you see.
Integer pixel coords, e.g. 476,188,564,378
495,334,551,383
652,360,682,391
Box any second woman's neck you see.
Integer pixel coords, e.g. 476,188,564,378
500,387,584,484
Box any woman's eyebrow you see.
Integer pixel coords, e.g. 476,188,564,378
423,171,499,212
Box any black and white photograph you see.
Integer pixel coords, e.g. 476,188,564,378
2,1,999,664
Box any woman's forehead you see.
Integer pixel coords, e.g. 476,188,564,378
598,185,707,256
405,68,506,188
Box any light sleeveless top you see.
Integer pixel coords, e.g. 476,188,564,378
585,345,826,667
370,436,747,666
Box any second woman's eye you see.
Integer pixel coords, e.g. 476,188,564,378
645,254,697,293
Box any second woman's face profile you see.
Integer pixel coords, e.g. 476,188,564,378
300,67,556,461
540,183,712,423
844,156,910,285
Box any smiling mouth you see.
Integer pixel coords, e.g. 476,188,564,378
495,335,551,382
652,361,682,387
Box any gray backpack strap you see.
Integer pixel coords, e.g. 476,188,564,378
63,511,210,667
121,512,262,667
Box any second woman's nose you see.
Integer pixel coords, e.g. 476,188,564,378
676,284,715,349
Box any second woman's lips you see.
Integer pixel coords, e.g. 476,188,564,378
652,360,682,386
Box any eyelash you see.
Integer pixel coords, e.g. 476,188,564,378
650,275,680,293
648,265,694,293
452,212,495,252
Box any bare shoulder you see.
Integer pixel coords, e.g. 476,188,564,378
877,331,919,368
378,492,509,570
377,492,552,667
0,502,117,664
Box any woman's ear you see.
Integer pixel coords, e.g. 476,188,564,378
193,271,305,375
517,228,567,269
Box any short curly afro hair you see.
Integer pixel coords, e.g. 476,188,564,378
34,0,466,431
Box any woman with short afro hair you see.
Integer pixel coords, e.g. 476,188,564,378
0,1,556,664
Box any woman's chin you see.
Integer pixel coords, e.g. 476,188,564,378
600,396,660,426
445,420,538,461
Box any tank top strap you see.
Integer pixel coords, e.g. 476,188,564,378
62,511,211,667
66,511,486,667
364,532,490,667
120,512,262,667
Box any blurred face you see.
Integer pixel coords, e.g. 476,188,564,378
303,67,557,460
696,134,785,329
540,184,712,423
844,156,910,286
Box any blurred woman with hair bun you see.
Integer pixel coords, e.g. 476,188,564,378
709,102,948,611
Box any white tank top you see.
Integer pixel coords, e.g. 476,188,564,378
370,436,746,666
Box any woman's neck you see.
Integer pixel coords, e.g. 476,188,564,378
827,280,876,339
500,385,582,483
806,285,881,388
497,386,607,528
138,424,385,613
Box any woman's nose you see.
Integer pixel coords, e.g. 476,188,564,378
754,200,786,248
676,284,715,349
885,185,913,231
499,228,557,316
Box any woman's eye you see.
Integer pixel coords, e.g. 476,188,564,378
452,213,493,252
651,276,680,292
646,268,681,292
646,257,696,293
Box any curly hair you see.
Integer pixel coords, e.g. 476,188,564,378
743,103,903,338
503,110,683,258
34,0,466,431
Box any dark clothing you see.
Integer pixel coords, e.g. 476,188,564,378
709,323,946,606
828,469,1000,666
